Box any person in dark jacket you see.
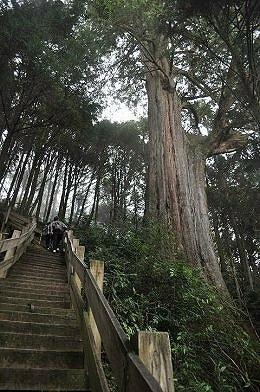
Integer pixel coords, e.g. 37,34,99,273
42,221,53,250
51,216,67,252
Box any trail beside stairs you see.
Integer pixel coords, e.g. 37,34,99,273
0,245,88,391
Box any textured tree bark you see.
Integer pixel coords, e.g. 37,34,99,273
43,175,53,219
58,155,69,219
6,153,25,201
45,158,61,222
62,161,74,220
223,228,242,304
23,152,44,215
76,170,96,224
69,168,80,225
19,153,38,213
0,132,14,182
233,223,254,291
35,154,53,220
89,173,101,225
145,54,227,291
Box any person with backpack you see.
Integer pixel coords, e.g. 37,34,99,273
51,216,67,253
42,221,53,250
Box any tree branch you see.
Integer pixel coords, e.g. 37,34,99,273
207,131,248,157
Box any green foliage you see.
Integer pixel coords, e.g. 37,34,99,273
92,0,163,29
74,221,260,392
206,139,260,328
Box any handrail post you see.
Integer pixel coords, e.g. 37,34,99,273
88,259,104,361
72,238,80,250
75,243,85,289
133,331,175,392
0,229,21,278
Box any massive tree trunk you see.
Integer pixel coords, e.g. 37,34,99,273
144,49,227,291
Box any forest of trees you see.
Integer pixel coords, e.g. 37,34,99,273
0,0,259,391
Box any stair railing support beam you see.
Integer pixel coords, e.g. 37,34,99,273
74,244,85,290
88,259,104,361
0,229,21,278
133,331,175,392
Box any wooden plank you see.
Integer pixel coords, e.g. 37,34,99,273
0,236,22,252
64,233,87,282
4,230,21,261
70,277,110,392
75,245,85,290
134,332,175,392
0,230,21,278
0,223,36,253
67,247,87,283
88,260,104,360
0,223,36,278
76,245,85,263
83,270,164,392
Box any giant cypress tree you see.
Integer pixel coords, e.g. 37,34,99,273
90,0,258,291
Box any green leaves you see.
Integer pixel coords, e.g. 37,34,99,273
91,0,164,39
75,221,259,392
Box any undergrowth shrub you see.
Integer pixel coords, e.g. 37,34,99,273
74,222,260,392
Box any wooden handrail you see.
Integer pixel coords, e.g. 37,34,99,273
64,231,174,392
0,215,36,279
83,267,164,392
0,223,36,253
0,206,174,391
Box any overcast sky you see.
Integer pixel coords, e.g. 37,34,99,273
101,102,145,122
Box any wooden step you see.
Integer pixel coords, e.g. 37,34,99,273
0,368,88,390
0,347,84,369
8,269,67,280
0,309,77,325
0,280,70,294
0,295,70,309
25,254,65,263
11,262,66,273
2,277,68,289
5,274,68,285
11,259,66,269
22,260,65,268
0,302,75,317
0,287,70,302
21,256,64,263
0,319,79,336
0,331,82,350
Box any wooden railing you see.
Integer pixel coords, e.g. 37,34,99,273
64,230,175,392
0,205,174,391
0,215,36,278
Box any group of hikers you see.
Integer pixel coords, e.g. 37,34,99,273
42,216,67,253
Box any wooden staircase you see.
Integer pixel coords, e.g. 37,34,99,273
0,244,88,391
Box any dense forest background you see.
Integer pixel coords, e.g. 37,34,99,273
0,0,259,391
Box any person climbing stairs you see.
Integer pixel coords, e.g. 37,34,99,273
0,244,88,391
